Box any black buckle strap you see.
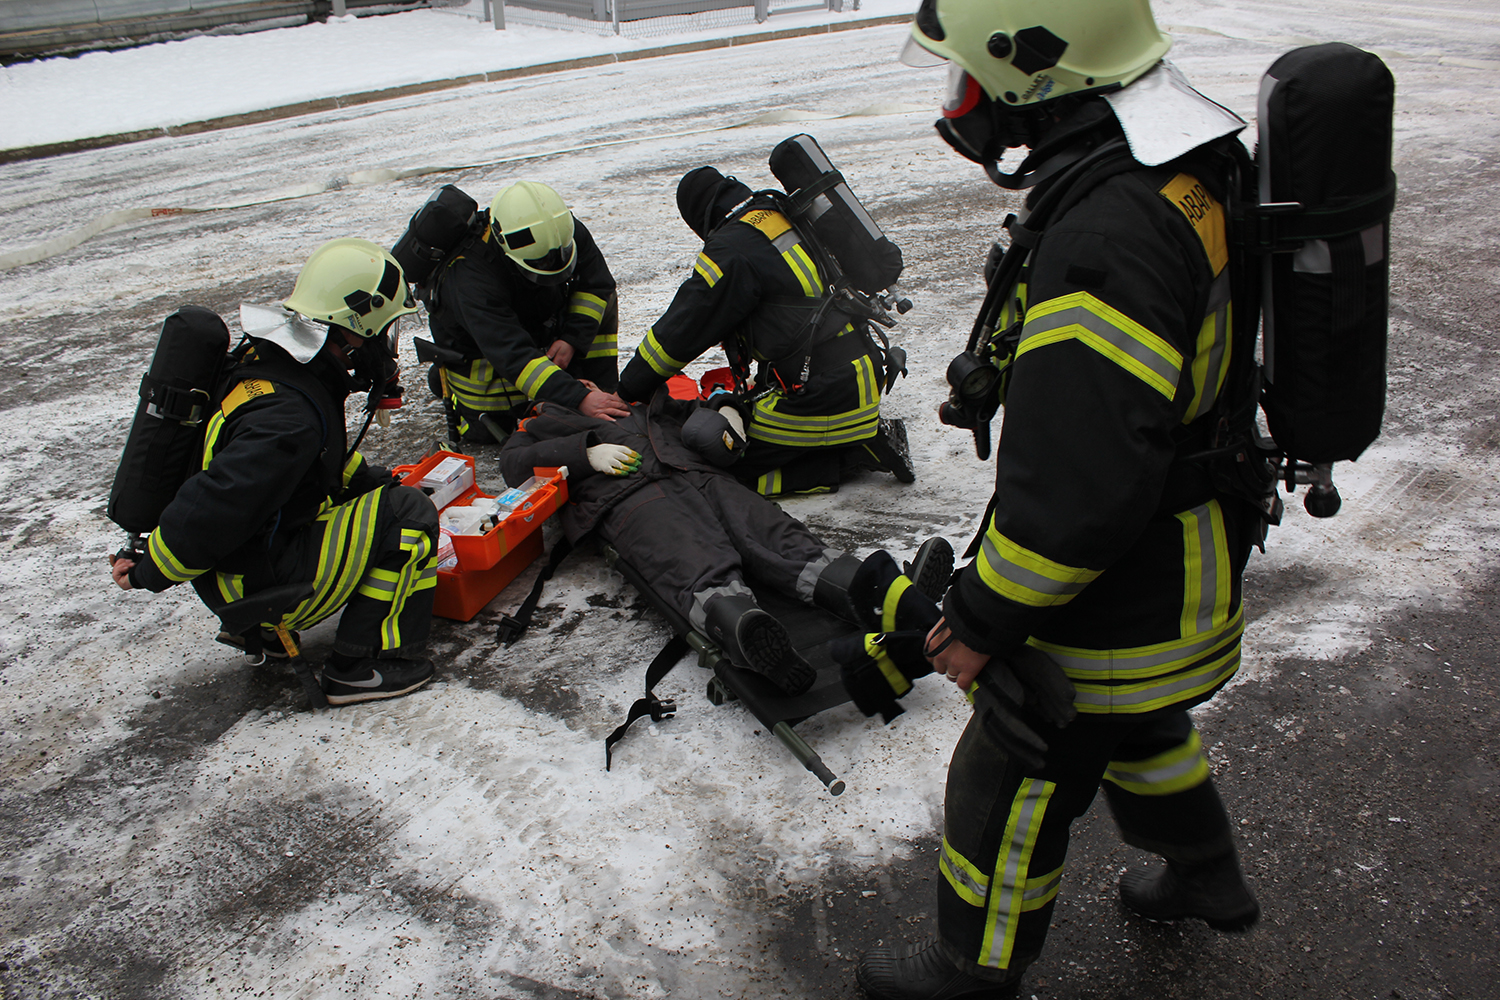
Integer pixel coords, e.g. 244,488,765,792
496,537,574,646
604,633,690,770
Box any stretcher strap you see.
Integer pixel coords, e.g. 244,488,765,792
495,537,574,646
604,634,690,771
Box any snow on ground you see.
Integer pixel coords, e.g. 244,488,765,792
1,0,1497,997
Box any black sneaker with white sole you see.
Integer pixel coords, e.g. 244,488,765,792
320,657,435,705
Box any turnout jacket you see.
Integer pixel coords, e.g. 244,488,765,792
131,349,391,593
618,202,884,450
428,215,617,411
945,127,1249,716
498,391,731,543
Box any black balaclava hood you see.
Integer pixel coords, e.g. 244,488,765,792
676,166,754,239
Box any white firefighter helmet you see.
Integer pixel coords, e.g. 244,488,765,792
282,237,418,339
901,0,1171,107
489,181,577,285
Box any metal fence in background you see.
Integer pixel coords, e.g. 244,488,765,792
438,0,854,40
1,0,856,59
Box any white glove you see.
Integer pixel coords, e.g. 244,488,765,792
587,443,642,476
718,405,746,439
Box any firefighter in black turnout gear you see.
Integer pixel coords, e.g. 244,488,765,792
426,180,630,443
853,1,1263,997
617,167,911,497
497,388,910,696
109,239,441,705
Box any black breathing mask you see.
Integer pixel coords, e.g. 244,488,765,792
346,328,403,413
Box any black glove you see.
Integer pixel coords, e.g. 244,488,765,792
967,645,1077,770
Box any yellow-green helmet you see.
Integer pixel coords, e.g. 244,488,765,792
283,238,418,338
902,0,1171,107
489,181,577,286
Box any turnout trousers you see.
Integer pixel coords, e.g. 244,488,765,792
595,469,839,632
196,484,439,659
938,705,1235,977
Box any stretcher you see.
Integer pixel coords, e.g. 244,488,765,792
602,543,859,796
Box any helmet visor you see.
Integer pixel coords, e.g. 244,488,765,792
942,64,984,117
899,33,948,68
523,242,575,275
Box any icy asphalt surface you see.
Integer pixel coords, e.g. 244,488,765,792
1,1,1498,997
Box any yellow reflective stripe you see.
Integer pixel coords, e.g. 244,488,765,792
1070,643,1241,714
282,488,382,632
201,410,226,469
445,360,528,412
694,252,723,288
746,362,881,447
1035,607,1243,681
585,329,618,359
1021,864,1062,910
863,634,912,697
147,528,204,583
980,778,1055,971
782,243,823,298
357,566,401,600
940,835,989,907
1182,272,1233,424
757,468,783,497
852,343,880,408
1018,292,1183,399
1177,500,1232,637
567,291,608,322
637,329,688,379
977,526,1101,608
517,356,564,399
377,528,435,650
342,452,365,489
1104,730,1210,795
214,572,245,604
881,576,911,634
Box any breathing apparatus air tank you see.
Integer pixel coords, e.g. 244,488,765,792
107,306,231,550
768,134,904,296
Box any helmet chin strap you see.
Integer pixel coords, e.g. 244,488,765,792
983,146,1087,190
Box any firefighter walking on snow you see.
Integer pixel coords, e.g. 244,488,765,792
108,239,441,705
425,180,630,443
854,1,1264,996
617,166,913,497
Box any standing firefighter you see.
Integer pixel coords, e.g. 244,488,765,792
424,180,630,443
856,0,1262,996
108,239,441,705
617,166,912,497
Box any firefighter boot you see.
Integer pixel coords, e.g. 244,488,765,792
846,547,947,634
1118,851,1260,932
703,594,815,696
857,938,1021,1000
846,418,916,483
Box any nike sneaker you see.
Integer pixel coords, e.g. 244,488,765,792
320,657,435,705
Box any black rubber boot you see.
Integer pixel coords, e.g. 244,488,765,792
856,938,1021,1000
848,417,916,483
703,594,815,696
1119,853,1260,932
811,552,867,625
903,537,954,603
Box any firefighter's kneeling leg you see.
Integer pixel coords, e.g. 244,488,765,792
328,484,439,660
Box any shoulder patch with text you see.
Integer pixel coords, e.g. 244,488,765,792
1159,173,1228,276
739,209,793,241
221,379,275,416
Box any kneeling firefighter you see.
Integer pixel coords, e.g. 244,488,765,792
617,155,913,498
107,239,441,705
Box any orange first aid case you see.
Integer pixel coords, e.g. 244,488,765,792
393,452,568,622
